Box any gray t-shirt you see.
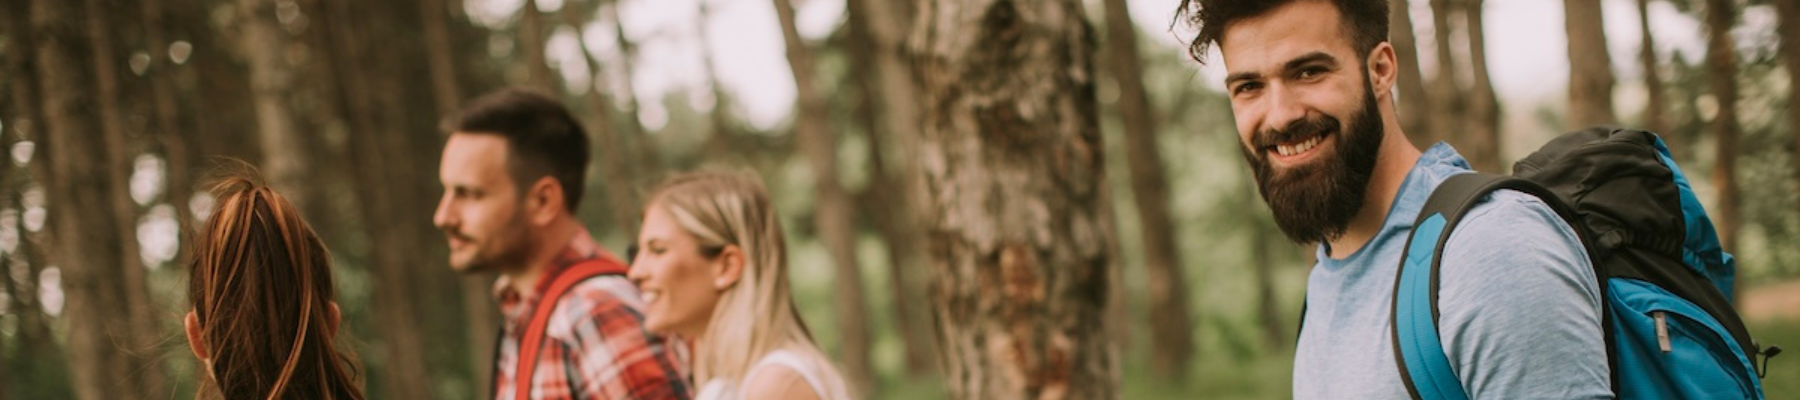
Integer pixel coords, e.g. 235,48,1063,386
1292,143,1613,399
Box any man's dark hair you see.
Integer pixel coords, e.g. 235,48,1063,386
441,88,591,213
1174,0,1389,65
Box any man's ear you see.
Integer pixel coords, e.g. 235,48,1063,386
1366,42,1399,100
713,245,745,290
185,311,208,361
527,176,565,225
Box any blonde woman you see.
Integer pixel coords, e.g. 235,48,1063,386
628,172,854,400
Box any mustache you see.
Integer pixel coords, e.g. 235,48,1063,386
1252,114,1341,150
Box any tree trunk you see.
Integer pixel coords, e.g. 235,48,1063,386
1427,0,1466,144
1774,0,1800,237
1637,0,1670,134
1463,0,1502,172
140,0,196,247
315,0,436,397
1390,0,1435,144
847,0,938,375
771,0,876,393
519,1,556,92
237,0,313,210
82,0,172,392
1702,0,1740,271
1252,210,1284,350
421,0,463,114
603,1,661,174
912,0,1118,398
1102,0,1194,378
1564,0,1618,129
29,0,151,397
563,1,644,237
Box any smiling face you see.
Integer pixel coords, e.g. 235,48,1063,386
1221,0,1388,244
628,201,730,337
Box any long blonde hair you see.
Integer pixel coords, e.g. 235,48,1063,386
645,171,850,392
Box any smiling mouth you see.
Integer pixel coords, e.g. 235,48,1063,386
1266,129,1331,158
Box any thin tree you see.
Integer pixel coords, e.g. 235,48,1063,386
1564,0,1619,128
1701,0,1741,270
847,0,938,375
1426,0,1466,143
519,0,556,92
912,0,1119,397
1390,0,1436,143
29,0,152,397
1102,0,1195,378
562,0,645,237
1774,0,1800,229
1463,0,1502,172
771,0,876,393
1638,0,1670,134
237,0,314,209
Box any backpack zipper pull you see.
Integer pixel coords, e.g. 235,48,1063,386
1653,311,1671,353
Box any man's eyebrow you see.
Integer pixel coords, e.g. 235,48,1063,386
1283,51,1338,72
1223,52,1338,86
1224,71,1262,87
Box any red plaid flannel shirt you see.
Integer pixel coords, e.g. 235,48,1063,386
492,229,690,400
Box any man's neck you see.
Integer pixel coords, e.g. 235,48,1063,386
501,218,583,298
1325,124,1422,260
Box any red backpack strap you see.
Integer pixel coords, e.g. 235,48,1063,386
513,257,630,400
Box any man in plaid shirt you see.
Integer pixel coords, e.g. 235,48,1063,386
434,88,690,400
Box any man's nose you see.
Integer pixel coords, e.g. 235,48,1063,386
431,197,454,229
1263,83,1308,133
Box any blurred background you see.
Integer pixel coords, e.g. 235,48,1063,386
2,0,1797,398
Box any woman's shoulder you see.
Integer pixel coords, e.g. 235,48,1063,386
743,348,850,400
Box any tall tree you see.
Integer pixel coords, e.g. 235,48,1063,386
563,0,645,237
771,0,876,393
314,0,436,397
1564,0,1619,128
912,0,1118,398
518,0,556,91
1775,0,1800,226
1637,0,1670,134
1426,0,1466,143
1390,0,1436,143
1102,0,1195,378
29,0,154,397
140,0,196,246
604,1,661,175
846,0,938,375
1462,0,1502,172
237,0,314,209
1701,0,1740,261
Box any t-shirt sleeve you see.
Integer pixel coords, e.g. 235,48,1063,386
1436,190,1614,399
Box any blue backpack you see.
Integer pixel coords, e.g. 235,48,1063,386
1391,127,1780,399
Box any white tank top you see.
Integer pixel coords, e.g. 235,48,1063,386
693,349,853,400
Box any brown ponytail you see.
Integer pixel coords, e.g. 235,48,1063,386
186,168,365,400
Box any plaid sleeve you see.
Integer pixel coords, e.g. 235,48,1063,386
550,279,691,400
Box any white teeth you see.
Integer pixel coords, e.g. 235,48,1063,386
1277,136,1323,156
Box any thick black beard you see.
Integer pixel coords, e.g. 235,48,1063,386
1242,84,1385,245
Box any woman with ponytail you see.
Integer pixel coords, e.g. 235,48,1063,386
182,169,365,400
628,172,854,400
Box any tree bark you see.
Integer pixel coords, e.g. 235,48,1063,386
847,0,938,375
604,1,661,174
1774,0,1800,237
1390,0,1435,144
237,0,314,210
771,0,876,393
29,0,152,397
1102,0,1194,378
912,0,1118,398
1637,0,1670,134
1564,0,1618,129
422,0,464,114
1427,0,1466,144
315,0,437,397
140,0,196,248
1701,0,1740,267
82,0,172,392
1462,0,1502,172
563,1,644,237
519,1,556,92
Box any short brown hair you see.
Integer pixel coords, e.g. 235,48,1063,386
441,88,591,212
1174,0,1390,65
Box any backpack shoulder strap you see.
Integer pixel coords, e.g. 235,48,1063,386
1391,173,1592,400
514,257,630,400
